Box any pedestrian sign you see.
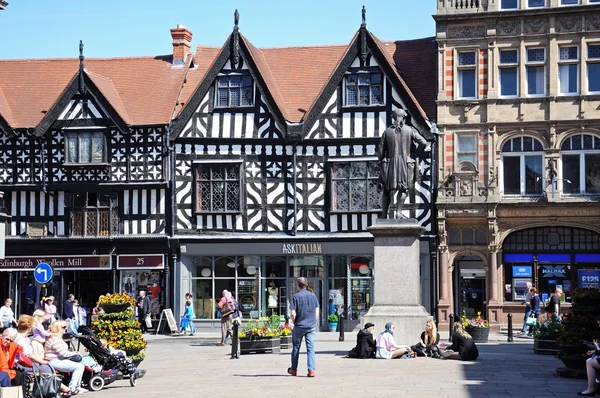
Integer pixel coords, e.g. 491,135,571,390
34,262,53,284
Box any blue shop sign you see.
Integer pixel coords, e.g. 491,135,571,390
512,265,532,277
579,269,600,288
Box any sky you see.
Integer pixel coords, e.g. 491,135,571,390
0,0,436,60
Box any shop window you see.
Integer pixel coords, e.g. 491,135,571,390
192,279,213,319
560,134,600,195
499,49,518,97
457,52,477,99
120,271,162,316
290,256,324,278
330,161,381,212
262,256,286,278
526,48,546,95
559,46,579,94
192,257,213,278
238,256,260,278
70,192,118,237
214,256,236,278
195,162,242,213
344,71,383,106
328,256,347,278
216,74,253,107
350,256,372,277
501,136,544,196
327,279,346,317
262,256,287,317
65,131,106,164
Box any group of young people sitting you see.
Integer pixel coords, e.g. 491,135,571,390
348,316,479,361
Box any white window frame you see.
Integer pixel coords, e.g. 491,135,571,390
214,73,255,108
499,49,519,97
587,43,600,94
526,47,546,96
501,153,545,196
527,0,546,7
559,135,600,196
456,133,478,169
342,70,385,107
64,129,107,165
560,0,580,5
558,45,580,95
501,0,519,9
456,51,478,100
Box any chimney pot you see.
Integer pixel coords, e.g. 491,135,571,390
170,25,193,66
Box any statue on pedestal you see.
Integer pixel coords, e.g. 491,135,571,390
377,109,427,219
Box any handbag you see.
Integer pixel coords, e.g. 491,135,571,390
145,314,153,329
221,301,234,318
526,316,538,327
69,354,82,362
32,366,61,398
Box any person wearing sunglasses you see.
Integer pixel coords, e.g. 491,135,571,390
44,320,86,395
0,328,26,396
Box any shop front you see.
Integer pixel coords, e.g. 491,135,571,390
177,239,376,332
117,254,165,318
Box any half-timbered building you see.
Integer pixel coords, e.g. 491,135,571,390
171,12,438,330
0,38,192,316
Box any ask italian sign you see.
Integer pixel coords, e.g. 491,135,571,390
0,256,111,271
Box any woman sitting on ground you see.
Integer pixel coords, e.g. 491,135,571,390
441,320,479,361
418,319,441,357
44,320,86,395
347,322,377,358
376,322,412,359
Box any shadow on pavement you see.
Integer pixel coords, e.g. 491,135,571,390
234,374,289,377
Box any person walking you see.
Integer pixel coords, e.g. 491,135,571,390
529,287,542,335
520,282,533,335
0,299,16,331
288,277,319,378
62,294,75,321
184,293,196,336
217,290,234,346
546,287,563,322
136,291,151,334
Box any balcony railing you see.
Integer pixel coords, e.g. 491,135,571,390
438,0,487,13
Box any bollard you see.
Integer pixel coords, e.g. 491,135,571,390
507,313,513,343
231,320,240,359
339,310,345,342
448,313,453,342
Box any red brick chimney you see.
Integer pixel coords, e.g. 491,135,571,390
170,24,192,66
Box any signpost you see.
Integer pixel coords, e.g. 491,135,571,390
34,262,53,284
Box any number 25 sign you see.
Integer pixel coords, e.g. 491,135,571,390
117,255,164,270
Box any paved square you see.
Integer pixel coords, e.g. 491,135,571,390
88,333,583,398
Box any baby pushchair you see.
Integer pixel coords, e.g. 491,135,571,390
74,326,144,388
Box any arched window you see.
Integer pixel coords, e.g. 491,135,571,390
501,136,544,195
560,134,600,195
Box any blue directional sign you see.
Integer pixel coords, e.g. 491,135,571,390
34,262,53,284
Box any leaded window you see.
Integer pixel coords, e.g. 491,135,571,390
457,52,477,99
560,134,600,195
500,49,518,96
70,192,118,237
216,75,253,107
587,44,600,93
65,131,106,164
501,136,544,196
345,72,383,106
526,48,546,95
331,161,381,211
195,163,242,212
559,46,579,94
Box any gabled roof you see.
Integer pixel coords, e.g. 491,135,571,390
0,55,190,130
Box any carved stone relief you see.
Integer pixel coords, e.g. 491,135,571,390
524,18,547,34
586,14,600,31
437,22,447,34
460,180,473,197
556,16,582,33
447,25,486,39
499,19,521,35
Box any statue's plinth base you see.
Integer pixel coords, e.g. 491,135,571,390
362,218,431,344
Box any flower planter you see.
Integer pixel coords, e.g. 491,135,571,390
533,337,559,355
280,335,291,350
239,337,281,355
328,322,338,332
560,357,587,370
466,327,489,343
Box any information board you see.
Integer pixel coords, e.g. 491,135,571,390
579,269,600,288
156,308,178,334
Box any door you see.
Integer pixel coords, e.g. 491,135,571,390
306,278,323,330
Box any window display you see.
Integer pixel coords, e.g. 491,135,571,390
120,271,162,318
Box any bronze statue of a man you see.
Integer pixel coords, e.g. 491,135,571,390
377,108,427,219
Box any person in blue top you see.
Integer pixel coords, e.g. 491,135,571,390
184,293,196,336
288,277,319,378
328,298,336,316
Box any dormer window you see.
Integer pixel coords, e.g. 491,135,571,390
65,131,106,164
216,74,253,107
344,71,383,106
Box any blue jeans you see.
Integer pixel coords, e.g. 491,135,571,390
188,318,196,334
522,307,533,333
0,370,9,387
49,358,85,391
291,326,316,372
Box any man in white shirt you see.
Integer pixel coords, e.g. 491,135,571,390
520,282,533,335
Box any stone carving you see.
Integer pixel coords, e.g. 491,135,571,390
459,180,473,197
586,14,600,31
377,109,427,219
524,18,547,34
487,19,497,31
556,16,582,33
499,19,521,35
437,22,447,33
447,25,486,39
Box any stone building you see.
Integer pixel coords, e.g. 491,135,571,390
435,0,600,330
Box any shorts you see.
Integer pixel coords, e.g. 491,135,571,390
376,347,392,359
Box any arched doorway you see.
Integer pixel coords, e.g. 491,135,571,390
502,226,600,304
452,254,487,318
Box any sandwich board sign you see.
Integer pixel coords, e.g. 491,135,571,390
156,308,178,334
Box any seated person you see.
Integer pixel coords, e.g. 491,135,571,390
45,320,86,395
578,340,600,396
0,328,26,396
420,319,441,357
440,319,479,361
347,322,376,359
375,322,412,359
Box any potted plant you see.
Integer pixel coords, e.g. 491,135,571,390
328,314,339,332
279,323,292,349
461,312,489,343
237,315,281,355
533,319,562,355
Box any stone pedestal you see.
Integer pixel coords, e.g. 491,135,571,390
362,219,431,345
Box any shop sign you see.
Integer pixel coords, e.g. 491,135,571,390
579,269,600,288
117,254,164,270
512,266,532,277
0,255,111,271
282,243,322,254
541,265,566,277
